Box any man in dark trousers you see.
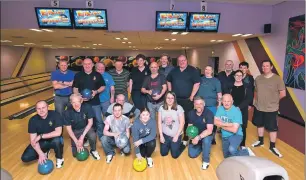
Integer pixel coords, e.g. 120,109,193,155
167,55,201,145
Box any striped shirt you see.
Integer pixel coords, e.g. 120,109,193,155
109,68,130,96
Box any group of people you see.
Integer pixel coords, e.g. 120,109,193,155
21,53,286,171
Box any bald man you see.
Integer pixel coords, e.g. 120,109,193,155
21,101,64,168
214,94,255,158
106,94,140,119
217,60,235,94
141,62,167,121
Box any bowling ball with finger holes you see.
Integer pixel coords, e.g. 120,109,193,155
38,159,54,175
81,89,92,99
133,158,147,172
76,148,89,161
115,134,129,149
186,125,199,138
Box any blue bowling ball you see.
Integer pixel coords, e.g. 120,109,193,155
81,89,92,99
38,159,54,175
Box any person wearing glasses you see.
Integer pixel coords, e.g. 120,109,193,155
229,70,253,148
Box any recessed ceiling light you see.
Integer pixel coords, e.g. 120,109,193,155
217,40,224,42
232,34,242,37
128,46,132,48
93,44,97,45
242,34,253,37
171,32,178,35
30,29,42,32
43,45,52,46
115,37,121,40
98,44,102,45
171,39,176,41
123,37,128,40
181,32,189,35
165,39,169,41
122,42,126,44
24,43,35,45
210,40,216,42
1,40,12,42
128,42,131,44
42,29,53,32
58,47,64,48
93,48,96,49
72,45,76,47
76,45,81,47
14,45,24,46
133,46,136,48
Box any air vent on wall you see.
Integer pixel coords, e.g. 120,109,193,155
11,36,25,38
41,41,52,42
82,41,92,43
106,31,122,33
64,36,77,39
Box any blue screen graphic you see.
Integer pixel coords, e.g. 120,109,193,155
73,9,107,28
188,13,220,32
36,8,72,27
156,12,188,31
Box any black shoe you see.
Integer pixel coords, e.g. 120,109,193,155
211,139,216,145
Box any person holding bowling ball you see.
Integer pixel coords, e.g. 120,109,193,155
141,62,167,121
64,93,101,160
73,58,106,141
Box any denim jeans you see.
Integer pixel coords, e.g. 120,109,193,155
21,137,64,162
222,134,249,158
160,133,183,159
100,101,111,117
92,105,104,139
71,128,96,157
188,135,213,163
100,136,131,156
147,101,163,121
139,139,156,158
206,106,217,140
54,95,71,116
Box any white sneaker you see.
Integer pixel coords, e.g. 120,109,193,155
251,141,264,147
56,158,64,168
269,147,283,158
202,162,210,170
247,147,256,156
146,157,153,168
241,146,247,150
182,141,188,146
84,140,89,147
106,155,113,164
120,152,125,156
90,150,101,160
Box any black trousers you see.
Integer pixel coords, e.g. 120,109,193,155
131,90,147,110
241,125,247,147
139,139,156,158
21,137,64,162
71,128,97,157
177,98,194,141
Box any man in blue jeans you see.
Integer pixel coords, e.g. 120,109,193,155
51,60,75,116
95,62,115,116
215,94,255,158
73,58,106,141
187,96,213,170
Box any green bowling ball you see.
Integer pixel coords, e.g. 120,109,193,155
186,125,199,138
76,148,89,161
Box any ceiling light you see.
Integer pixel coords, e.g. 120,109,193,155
1,40,12,42
171,32,178,35
165,39,169,41
133,46,136,48
181,32,189,35
122,42,126,44
14,45,24,46
123,38,128,40
115,38,121,40
210,40,216,42
129,46,132,48
43,45,52,46
42,29,53,32
30,29,42,32
76,45,81,47
217,40,224,42
72,45,76,47
24,43,35,45
232,34,242,37
128,42,131,44
93,48,96,49
98,44,102,45
171,39,176,41
58,47,64,48
242,34,253,37
93,44,97,45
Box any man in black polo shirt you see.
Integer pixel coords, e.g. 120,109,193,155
217,60,235,94
21,101,64,168
187,96,214,170
129,54,151,110
73,58,106,141
141,62,167,121
64,93,100,160
167,55,201,145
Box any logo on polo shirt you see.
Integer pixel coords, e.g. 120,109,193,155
83,113,87,119
49,121,53,126
145,72,147,75
93,76,96,81
203,118,206,123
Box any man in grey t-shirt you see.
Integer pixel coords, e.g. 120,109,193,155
101,103,131,164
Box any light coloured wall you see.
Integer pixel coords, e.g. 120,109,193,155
21,48,47,76
0,46,25,79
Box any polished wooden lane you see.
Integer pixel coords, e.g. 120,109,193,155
0,73,50,86
1,111,304,180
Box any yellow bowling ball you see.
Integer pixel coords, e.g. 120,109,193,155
133,158,147,172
